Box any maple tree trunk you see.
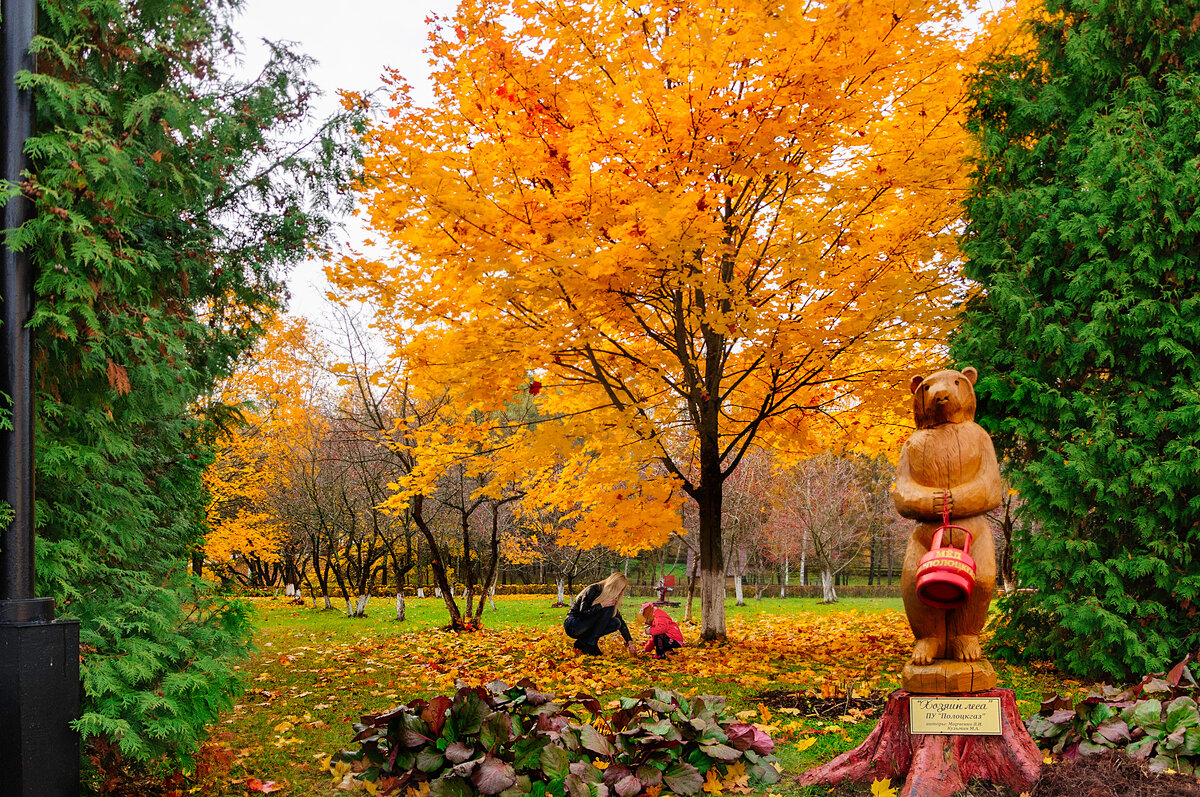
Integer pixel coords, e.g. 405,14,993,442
459,497,477,618
799,689,1042,797
473,500,510,623
395,592,405,622
781,554,788,598
555,578,565,606
734,574,744,606
684,555,699,623
696,481,727,641
412,494,462,626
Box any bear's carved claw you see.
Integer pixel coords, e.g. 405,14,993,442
949,634,982,662
911,637,942,665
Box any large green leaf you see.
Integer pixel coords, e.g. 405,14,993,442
539,744,571,780
1166,697,1199,733
1125,699,1163,732
579,724,614,757
663,762,703,795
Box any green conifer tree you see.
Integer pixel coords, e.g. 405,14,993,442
3,0,357,774
953,0,1200,680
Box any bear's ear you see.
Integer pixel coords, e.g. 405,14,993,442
909,375,926,394
961,366,978,385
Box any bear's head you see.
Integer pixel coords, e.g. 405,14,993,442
910,367,978,429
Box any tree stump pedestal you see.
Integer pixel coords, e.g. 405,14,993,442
798,688,1043,797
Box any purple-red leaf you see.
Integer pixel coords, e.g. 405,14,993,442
423,696,453,735
471,755,516,795
613,774,642,797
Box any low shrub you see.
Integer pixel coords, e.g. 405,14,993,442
1026,654,1200,774
333,681,782,796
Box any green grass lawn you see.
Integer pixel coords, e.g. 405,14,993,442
190,594,1086,797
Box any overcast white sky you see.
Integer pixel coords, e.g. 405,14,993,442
234,0,459,321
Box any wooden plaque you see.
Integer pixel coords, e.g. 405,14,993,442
909,696,1002,736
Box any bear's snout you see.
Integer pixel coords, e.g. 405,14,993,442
927,384,955,406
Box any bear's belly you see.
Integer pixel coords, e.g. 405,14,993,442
906,425,982,489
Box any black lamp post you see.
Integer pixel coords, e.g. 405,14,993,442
1,0,81,792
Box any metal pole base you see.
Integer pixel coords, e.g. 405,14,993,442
0,600,80,797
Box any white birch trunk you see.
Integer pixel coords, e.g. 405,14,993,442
799,529,808,587
734,574,744,606
556,577,565,605
820,569,837,603
781,554,789,598
395,593,406,622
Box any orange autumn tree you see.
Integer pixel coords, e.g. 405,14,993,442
332,0,1014,640
204,316,325,586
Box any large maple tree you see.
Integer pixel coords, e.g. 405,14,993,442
333,0,1013,639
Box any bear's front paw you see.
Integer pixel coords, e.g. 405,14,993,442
931,489,953,518
911,637,942,665
949,635,982,662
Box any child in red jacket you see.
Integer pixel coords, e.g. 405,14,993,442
640,601,684,659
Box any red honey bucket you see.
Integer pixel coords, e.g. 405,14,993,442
916,506,976,610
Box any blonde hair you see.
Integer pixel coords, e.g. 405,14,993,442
596,572,628,607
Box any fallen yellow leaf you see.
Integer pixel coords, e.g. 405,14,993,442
871,778,899,797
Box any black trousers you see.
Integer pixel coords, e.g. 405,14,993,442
652,634,682,657
563,607,629,651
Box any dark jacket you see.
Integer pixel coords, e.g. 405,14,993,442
566,584,631,643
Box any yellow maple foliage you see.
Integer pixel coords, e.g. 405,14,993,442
331,0,1024,640
203,316,326,581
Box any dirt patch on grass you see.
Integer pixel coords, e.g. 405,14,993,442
752,687,888,718
1030,752,1200,797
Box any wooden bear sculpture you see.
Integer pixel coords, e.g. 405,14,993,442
892,367,1002,693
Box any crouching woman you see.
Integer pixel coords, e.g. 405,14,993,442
563,573,638,656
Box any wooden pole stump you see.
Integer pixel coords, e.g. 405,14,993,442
798,688,1042,797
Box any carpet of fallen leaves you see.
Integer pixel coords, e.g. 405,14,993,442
180,597,1084,797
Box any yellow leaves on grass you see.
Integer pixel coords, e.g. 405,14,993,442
268,603,908,720
701,764,756,796
722,761,752,794
242,601,913,795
